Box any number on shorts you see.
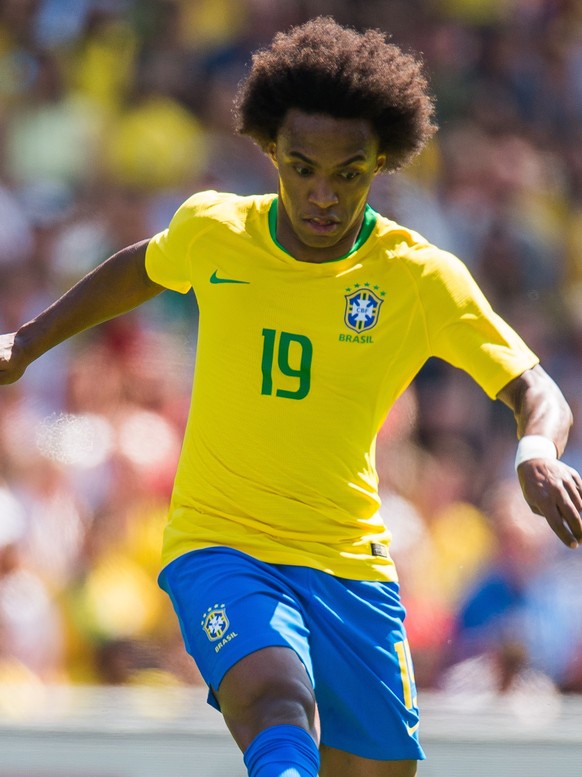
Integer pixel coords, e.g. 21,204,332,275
395,639,417,710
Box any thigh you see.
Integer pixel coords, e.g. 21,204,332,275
303,574,425,762
158,547,315,709
320,745,416,777
217,645,318,750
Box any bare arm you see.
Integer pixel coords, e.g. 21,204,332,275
498,364,582,548
0,240,164,384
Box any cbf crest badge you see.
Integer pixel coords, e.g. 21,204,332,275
201,605,230,641
344,287,384,333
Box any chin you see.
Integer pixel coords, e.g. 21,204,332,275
300,230,343,247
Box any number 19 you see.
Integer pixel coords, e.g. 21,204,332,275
261,328,313,400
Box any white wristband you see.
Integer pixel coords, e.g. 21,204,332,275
515,435,557,471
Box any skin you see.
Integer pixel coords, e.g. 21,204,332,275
1,111,581,777
268,109,386,263
0,240,162,384
498,365,582,550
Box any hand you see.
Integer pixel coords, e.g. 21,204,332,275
517,458,582,549
0,332,29,385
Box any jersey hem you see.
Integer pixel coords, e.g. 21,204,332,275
159,542,399,583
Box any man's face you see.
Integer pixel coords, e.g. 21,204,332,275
269,110,386,263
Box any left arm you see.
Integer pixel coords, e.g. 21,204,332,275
498,364,582,548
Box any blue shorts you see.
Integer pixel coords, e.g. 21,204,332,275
158,547,425,761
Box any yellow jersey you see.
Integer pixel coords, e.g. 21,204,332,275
145,191,538,581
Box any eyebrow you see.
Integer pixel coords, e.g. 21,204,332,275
287,151,368,167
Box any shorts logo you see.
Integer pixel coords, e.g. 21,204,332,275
344,285,385,333
201,605,230,641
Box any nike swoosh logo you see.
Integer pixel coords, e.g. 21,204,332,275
210,270,250,285
406,722,420,736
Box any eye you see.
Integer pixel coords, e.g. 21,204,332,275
293,165,312,177
340,170,361,181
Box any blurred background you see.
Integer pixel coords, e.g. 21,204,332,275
1,0,582,713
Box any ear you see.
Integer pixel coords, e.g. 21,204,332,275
267,142,278,168
375,155,387,174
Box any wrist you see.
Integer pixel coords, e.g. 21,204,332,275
515,435,558,472
15,320,46,365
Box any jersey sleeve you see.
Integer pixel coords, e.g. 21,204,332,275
420,247,539,398
145,191,214,293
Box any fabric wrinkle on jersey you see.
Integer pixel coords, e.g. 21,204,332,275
145,190,539,582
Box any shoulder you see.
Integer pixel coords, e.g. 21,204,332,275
373,211,474,285
172,190,275,232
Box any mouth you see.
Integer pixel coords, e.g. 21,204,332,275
303,216,340,234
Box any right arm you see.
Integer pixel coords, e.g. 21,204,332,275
498,365,582,549
0,239,164,384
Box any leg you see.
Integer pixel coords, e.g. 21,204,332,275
159,549,321,776
217,645,320,777
320,745,417,777
216,645,318,750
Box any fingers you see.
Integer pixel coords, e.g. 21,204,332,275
549,492,582,550
566,465,582,500
520,460,582,549
0,333,15,379
0,332,26,384
561,475,582,546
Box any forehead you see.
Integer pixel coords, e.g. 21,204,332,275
276,109,379,162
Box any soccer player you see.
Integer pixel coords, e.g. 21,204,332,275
1,16,582,777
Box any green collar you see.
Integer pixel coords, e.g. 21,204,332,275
268,197,377,262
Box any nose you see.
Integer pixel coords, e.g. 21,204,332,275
308,177,339,209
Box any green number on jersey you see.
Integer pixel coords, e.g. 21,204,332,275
261,328,313,400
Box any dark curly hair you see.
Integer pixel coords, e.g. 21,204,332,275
234,17,437,172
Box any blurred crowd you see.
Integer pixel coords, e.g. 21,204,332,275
2,0,582,706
